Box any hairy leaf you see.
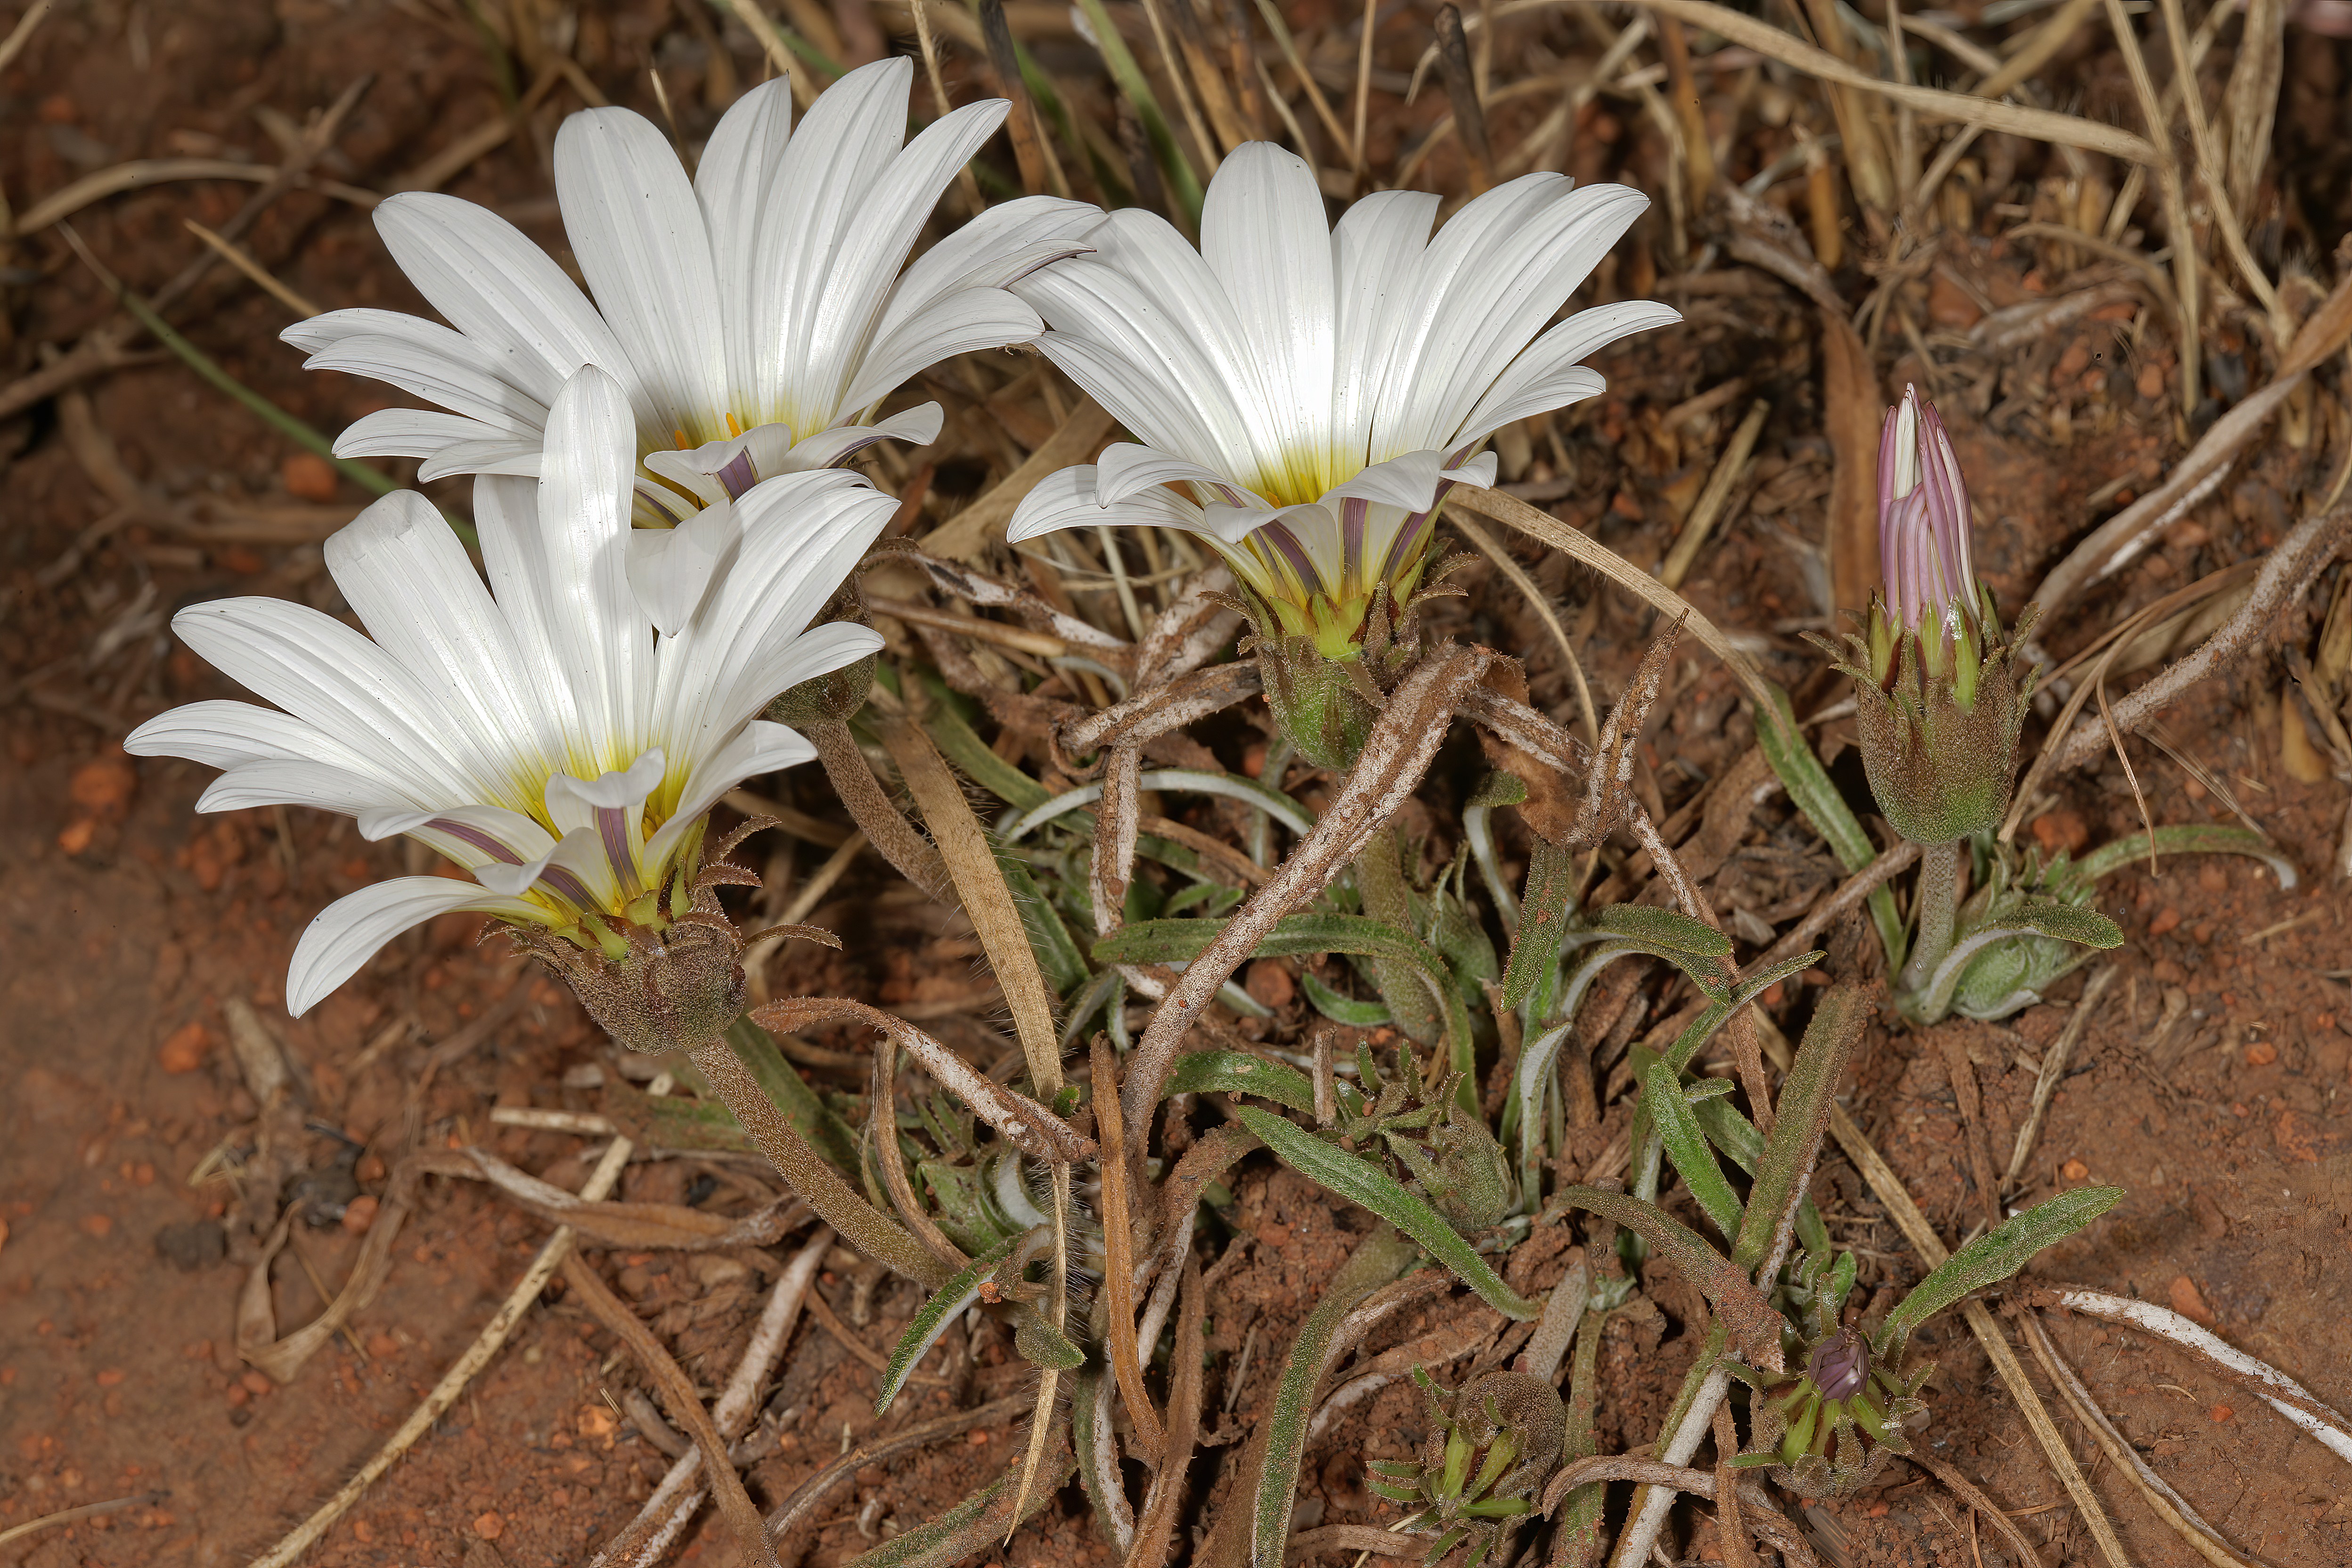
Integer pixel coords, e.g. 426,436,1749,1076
1234,1105,1544,1320
1642,1057,1744,1241
1874,1186,2125,1365
877,1229,1029,1414
1551,1184,1783,1369
1167,1050,1319,1115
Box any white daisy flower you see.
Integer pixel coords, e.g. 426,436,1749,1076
1004,141,1680,655
126,366,898,1017
284,58,1094,529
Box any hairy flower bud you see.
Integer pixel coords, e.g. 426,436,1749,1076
1814,386,2037,846
1807,1325,1870,1402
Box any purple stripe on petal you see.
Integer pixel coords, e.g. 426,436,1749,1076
636,481,688,527
1257,522,1319,594
716,448,759,500
537,865,600,912
429,817,526,864
596,805,639,892
1341,497,1368,594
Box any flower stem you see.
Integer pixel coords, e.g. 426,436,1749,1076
1898,839,1963,1002
686,1035,950,1289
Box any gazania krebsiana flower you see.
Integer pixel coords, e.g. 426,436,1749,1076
1004,141,1677,656
285,58,1093,530
125,367,897,1017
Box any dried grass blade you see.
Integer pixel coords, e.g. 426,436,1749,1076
1093,1036,1166,1463
759,996,1091,1163
1127,1255,1206,1568
876,712,1065,1099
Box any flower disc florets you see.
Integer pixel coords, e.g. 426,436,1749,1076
1814,385,2038,846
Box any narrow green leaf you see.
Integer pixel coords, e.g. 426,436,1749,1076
1503,837,1580,1009
877,1229,1028,1414
1300,969,1392,1026
1754,684,1906,965
1874,1186,2124,1364
1247,1226,1421,1568
1642,1058,1743,1241
2074,823,2297,889
1233,1105,1544,1321
1597,905,1734,958
1068,0,1206,225
1168,1050,1318,1115
1730,983,1872,1274
1921,909,2125,1018
924,686,1052,811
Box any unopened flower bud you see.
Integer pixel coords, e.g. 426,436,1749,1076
1816,386,2037,846
1807,1325,1870,1402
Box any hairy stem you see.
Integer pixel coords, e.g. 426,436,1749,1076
1897,838,1962,1000
687,1038,949,1290
805,719,956,904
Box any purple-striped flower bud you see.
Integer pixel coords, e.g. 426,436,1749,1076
1806,1326,1871,1403
1875,387,1984,688
1814,386,2039,846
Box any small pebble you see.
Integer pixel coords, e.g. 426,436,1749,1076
340,1195,380,1235
2245,1042,2277,1067
473,1511,505,1541
2060,1159,2088,1181
2169,1274,2216,1326
2210,1405,2233,1423
157,1021,213,1074
281,452,340,502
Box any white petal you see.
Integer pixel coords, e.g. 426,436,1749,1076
1095,442,1257,506
324,489,562,802
300,323,551,435
694,77,796,412
643,719,818,872
1372,180,1651,456
287,876,537,1017
651,469,895,768
628,497,743,637
1006,462,1212,542
1321,449,1447,513
129,699,388,776
373,192,652,427
780,406,942,470
1031,326,1245,479
835,287,1042,416
798,96,1012,423
1449,300,1681,453
556,108,731,443
357,801,557,870
752,58,915,425
1200,498,1329,547
528,366,656,772
1199,143,1336,485
335,408,498,461
1331,189,1440,471
878,194,1101,341
417,438,545,480
197,758,419,818
169,596,483,804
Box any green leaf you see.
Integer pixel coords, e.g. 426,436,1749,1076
1597,905,1734,958
1659,951,1824,1076
923,684,1052,812
1642,1057,1743,1242
1755,684,1906,965
1502,837,1579,1009
996,850,1091,996
1168,1050,1318,1115
1233,1105,1544,1321
1096,913,1475,1062
1729,983,1872,1274
877,1229,1029,1414
1300,968,1392,1026
2073,824,2297,890
1874,1186,2125,1364
1920,907,2125,1018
